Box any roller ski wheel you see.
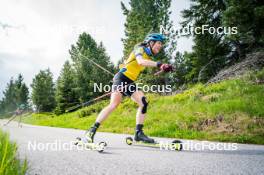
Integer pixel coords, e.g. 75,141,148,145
125,137,182,151
171,140,183,151
74,137,107,153
126,137,133,145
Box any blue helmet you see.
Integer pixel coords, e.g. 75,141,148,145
144,33,166,43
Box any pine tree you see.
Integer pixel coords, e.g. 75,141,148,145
121,0,176,86
55,61,79,115
121,0,174,59
14,74,29,109
170,52,192,88
31,69,56,112
69,32,115,102
19,83,29,109
181,0,264,82
222,0,264,57
0,100,4,116
181,0,229,82
2,78,17,113
0,74,29,115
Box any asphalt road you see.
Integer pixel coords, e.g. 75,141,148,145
1,120,264,175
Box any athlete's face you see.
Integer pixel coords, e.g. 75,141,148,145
150,41,163,55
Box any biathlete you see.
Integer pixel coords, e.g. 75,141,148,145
84,33,173,143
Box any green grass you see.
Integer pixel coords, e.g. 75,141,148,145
21,75,264,144
0,129,27,175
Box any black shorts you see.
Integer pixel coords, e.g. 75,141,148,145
112,72,137,96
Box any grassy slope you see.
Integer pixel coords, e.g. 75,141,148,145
21,77,264,144
0,129,27,175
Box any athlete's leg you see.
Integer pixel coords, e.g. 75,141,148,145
131,90,146,124
131,91,154,143
84,91,122,142
96,91,122,123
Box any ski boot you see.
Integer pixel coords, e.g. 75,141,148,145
134,130,155,143
74,122,107,153
74,127,106,153
83,126,97,143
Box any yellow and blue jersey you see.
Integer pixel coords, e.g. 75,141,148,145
119,44,152,81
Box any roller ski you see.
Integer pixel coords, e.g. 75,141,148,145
74,125,107,153
74,137,107,153
125,129,182,151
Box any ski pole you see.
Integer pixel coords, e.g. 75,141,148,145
65,70,165,112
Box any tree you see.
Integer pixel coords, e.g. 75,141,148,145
121,0,176,86
181,0,264,82
2,78,17,113
0,74,29,115
14,74,29,109
181,0,230,82
55,61,79,115
170,52,192,88
69,33,115,102
222,0,264,58
31,69,56,112
0,100,4,116
19,83,29,109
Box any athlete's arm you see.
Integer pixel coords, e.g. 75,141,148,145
136,55,160,67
